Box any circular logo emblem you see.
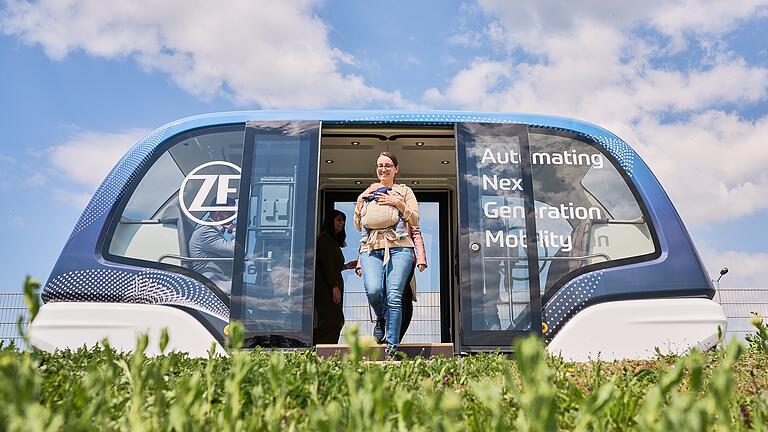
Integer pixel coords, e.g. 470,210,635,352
180,161,241,226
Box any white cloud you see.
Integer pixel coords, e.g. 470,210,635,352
22,172,47,188
634,112,768,227
448,31,483,48
477,0,768,51
651,1,768,43
51,187,92,209
49,128,147,190
698,242,768,288
1,0,409,108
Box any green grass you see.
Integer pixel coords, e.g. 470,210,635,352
3,277,768,431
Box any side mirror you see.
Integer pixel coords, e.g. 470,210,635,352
716,267,728,282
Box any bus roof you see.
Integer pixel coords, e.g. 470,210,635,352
157,110,621,143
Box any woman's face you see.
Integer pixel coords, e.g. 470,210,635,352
333,214,346,234
376,155,399,183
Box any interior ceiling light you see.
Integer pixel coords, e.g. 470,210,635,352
415,141,424,146
441,160,450,164
411,180,419,185
351,141,360,146
355,180,362,185
325,160,334,164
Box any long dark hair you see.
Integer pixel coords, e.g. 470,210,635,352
322,209,347,247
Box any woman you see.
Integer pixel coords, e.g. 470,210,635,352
354,152,419,358
313,209,356,344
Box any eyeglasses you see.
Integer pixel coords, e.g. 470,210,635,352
376,164,395,169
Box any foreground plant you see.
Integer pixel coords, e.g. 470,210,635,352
4,278,768,430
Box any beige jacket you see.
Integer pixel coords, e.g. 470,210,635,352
354,184,419,258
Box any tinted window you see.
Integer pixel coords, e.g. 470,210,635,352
456,123,539,348
529,131,655,296
233,121,319,347
107,126,245,296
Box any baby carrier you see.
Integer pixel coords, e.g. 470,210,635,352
360,185,409,259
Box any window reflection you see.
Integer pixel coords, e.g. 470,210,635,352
108,127,244,297
459,127,533,337
529,131,655,297
236,123,319,346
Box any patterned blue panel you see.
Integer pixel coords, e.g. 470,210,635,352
44,268,228,322
542,270,604,338
70,127,169,239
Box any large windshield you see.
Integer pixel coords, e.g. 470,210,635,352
528,130,655,299
107,126,245,297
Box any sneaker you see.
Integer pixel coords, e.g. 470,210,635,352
373,318,386,344
385,345,399,361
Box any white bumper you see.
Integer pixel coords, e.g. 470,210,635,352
547,298,726,361
29,302,226,357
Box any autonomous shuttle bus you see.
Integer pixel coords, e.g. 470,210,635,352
29,111,726,360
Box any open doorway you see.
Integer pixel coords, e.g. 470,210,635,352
317,125,457,346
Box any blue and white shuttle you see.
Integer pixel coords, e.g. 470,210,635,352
29,111,727,360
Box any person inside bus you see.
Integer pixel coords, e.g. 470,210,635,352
188,200,237,296
356,224,427,342
354,152,419,359
313,209,357,344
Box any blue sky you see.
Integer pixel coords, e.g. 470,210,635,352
1,0,767,292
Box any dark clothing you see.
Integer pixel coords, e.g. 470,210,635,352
400,266,414,341
313,232,345,344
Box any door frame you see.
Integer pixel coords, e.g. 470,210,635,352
231,120,321,348
455,123,543,352
322,189,454,344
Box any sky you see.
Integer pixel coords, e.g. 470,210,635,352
1,0,767,292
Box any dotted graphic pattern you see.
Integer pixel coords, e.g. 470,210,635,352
542,270,604,338
70,127,169,239
44,269,228,321
589,134,635,177
346,112,514,124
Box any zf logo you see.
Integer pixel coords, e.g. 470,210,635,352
180,161,241,226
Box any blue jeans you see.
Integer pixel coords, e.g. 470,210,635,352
360,247,414,350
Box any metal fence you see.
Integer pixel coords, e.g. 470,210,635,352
716,288,768,341
340,291,442,344
0,293,29,347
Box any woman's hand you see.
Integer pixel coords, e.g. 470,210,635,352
344,260,357,270
357,183,382,202
332,286,342,304
376,192,404,211
355,268,362,277
417,264,427,272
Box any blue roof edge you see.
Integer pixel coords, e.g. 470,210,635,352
153,109,622,143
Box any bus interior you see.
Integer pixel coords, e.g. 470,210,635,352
318,125,458,347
